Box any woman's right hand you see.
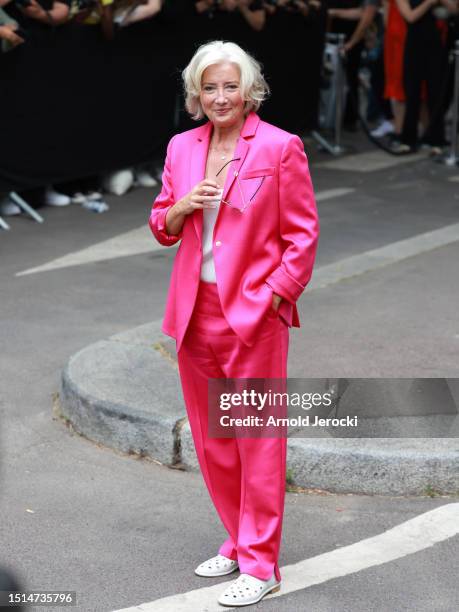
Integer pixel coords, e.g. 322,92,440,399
165,179,222,236
177,179,222,216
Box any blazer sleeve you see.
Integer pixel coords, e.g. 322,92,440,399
149,134,183,246
265,134,319,303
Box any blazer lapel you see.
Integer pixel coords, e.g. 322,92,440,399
220,112,259,205
220,138,250,206
188,112,259,237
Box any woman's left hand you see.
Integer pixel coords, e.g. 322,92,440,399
272,293,282,311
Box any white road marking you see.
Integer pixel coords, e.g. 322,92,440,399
315,187,355,202
15,226,167,277
315,149,428,172
448,175,459,182
113,503,459,611
309,221,459,291
14,189,353,277
14,217,459,290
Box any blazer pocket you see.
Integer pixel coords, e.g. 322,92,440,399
240,166,276,180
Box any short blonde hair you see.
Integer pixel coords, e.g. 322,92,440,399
182,40,270,121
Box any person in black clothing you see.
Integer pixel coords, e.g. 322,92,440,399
210,0,265,58
328,0,380,130
394,0,458,154
261,0,326,133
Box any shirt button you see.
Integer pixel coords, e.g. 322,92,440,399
215,240,222,247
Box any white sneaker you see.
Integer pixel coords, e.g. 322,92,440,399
85,190,103,201
134,170,158,188
44,186,71,206
103,169,134,196
195,554,239,577
71,191,103,204
0,199,21,216
218,573,280,607
370,120,394,138
429,145,443,157
70,192,87,205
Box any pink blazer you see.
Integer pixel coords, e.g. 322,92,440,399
149,111,319,352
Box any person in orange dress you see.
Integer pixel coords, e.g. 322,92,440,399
383,0,407,135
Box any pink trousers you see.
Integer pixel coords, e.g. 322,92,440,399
177,281,289,582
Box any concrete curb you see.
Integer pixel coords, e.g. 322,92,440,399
59,322,459,496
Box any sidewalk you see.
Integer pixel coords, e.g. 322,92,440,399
58,235,459,496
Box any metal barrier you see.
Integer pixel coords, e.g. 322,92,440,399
0,192,44,231
9,192,44,223
311,33,346,156
442,40,459,167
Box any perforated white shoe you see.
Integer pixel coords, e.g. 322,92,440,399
194,554,239,577
217,572,280,607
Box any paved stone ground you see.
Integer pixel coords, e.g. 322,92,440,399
1,130,458,611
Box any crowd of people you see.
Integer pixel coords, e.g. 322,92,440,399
0,0,458,218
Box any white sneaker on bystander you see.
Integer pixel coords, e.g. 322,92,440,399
370,120,395,139
134,169,158,188
44,186,71,206
0,198,21,216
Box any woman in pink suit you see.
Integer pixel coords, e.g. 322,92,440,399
149,40,319,607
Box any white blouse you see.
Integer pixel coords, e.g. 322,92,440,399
200,189,223,283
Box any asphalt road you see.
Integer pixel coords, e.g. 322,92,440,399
1,133,458,611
